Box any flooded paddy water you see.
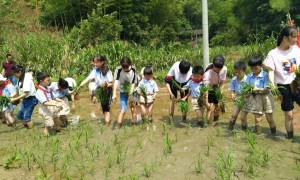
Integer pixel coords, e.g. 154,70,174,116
0,84,300,179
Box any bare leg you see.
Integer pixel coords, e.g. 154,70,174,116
284,110,294,138
104,112,111,126
229,105,241,130
148,103,154,122
254,113,262,134
240,110,248,131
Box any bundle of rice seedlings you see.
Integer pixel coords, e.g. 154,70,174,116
138,86,148,105
96,82,110,105
121,81,131,95
171,78,182,91
235,83,255,108
177,100,189,114
0,96,11,108
290,68,300,94
197,85,211,107
270,85,283,101
213,87,226,113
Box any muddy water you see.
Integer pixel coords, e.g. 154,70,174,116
0,84,300,180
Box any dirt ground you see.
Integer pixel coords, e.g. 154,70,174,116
0,84,300,180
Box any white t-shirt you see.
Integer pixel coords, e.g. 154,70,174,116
167,61,192,83
19,72,36,97
263,45,300,84
87,68,113,87
65,77,77,88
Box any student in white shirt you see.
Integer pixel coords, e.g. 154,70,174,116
79,55,114,126
10,65,38,129
136,66,158,123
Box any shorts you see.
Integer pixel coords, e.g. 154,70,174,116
208,90,218,104
139,95,154,104
89,82,97,95
57,99,70,116
17,96,38,122
170,81,188,99
242,93,274,114
39,104,60,127
278,84,300,111
191,98,201,110
119,92,137,111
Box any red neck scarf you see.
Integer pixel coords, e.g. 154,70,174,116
37,85,53,101
0,81,10,96
191,77,203,83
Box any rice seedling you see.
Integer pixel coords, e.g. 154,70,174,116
96,83,111,105
244,131,257,154
138,86,148,105
235,83,255,108
121,81,131,95
163,134,172,156
194,153,204,174
270,85,284,101
261,148,271,167
294,160,300,175
50,137,60,172
206,134,213,156
3,147,21,169
198,85,211,107
215,149,234,180
170,78,183,92
22,148,34,171
142,162,154,177
213,86,226,113
162,123,167,135
0,95,11,108
177,100,189,114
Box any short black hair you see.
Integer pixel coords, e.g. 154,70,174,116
37,72,50,84
234,60,247,71
192,66,204,75
12,65,25,74
143,66,153,75
179,61,191,74
58,77,69,89
248,56,262,67
213,55,225,69
6,54,12,58
120,57,131,69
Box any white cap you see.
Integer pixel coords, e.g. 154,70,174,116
0,74,7,81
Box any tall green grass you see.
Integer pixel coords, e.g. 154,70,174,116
0,32,276,79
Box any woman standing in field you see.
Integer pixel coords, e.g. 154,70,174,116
10,65,38,128
263,26,300,139
78,55,114,127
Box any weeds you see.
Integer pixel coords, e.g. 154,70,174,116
3,147,21,169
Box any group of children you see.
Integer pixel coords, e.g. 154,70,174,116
1,26,300,139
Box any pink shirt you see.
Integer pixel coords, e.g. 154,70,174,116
203,64,227,86
263,45,300,84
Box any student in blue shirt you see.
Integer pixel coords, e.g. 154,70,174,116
136,66,159,123
240,56,276,135
228,61,247,130
182,66,208,127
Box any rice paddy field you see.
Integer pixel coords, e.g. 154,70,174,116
1,84,300,180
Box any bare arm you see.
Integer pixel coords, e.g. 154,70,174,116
112,80,119,100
